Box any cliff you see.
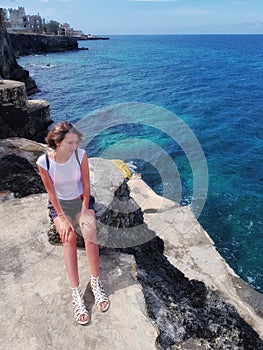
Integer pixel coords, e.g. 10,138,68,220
9,33,78,57
0,138,263,349
0,29,78,95
0,30,39,95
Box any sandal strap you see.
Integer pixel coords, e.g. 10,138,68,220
72,286,90,324
90,275,110,311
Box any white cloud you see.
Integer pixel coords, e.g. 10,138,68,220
40,0,50,3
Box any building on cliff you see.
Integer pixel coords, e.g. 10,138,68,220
27,14,45,34
5,7,45,34
59,22,84,38
4,7,83,37
7,7,27,32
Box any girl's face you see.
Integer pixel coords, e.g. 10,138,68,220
57,132,79,154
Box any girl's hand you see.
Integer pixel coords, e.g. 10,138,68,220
79,209,96,242
79,210,93,229
58,215,74,242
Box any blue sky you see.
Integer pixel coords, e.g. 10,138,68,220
3,0,263,34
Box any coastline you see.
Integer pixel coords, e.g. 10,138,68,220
1,30,263,347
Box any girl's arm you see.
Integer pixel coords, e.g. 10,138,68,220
38,165,74,242
80,152,91,212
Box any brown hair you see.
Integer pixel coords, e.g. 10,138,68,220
45,121,83,149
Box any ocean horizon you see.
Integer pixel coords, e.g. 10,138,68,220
19,34,263,293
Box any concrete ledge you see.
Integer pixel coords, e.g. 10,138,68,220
0,194,157,350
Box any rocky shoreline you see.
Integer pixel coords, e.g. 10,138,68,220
0,30,39,95
0,30,82,95
9,33,79,57
0,138,263,349
1,17,263,347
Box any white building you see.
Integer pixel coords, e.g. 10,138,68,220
8,7,27,32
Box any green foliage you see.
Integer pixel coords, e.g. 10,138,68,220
45,20,60,35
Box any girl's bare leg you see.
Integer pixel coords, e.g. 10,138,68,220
54,215,80,287
76,209,99,276
77,209,109,311
53,215,89,324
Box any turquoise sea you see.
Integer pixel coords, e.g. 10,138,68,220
19,35,263,292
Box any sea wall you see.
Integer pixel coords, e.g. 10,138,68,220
0,138,263,349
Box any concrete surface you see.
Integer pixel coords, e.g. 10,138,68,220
0,194,157,350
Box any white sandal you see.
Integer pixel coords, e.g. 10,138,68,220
90,275,110,312
72,286,90,325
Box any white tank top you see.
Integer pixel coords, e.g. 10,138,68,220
36,148,85,200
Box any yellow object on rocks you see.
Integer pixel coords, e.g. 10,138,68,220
110,159,132,179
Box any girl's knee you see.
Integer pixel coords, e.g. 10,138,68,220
84,237,98,247
63,231,77,246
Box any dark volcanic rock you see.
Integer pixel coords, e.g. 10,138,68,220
98,182,263,349
0,154,45,197
97,181,155,248
0,31,38,95
10,67,39,95
0,31,78,95
130,239,263,349
0,80,52,142
9,33,78,56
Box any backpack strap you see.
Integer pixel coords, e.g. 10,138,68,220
45,150,80,172
75,149,81,166
45,153,50,171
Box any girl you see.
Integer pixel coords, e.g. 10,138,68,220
37,121,109,325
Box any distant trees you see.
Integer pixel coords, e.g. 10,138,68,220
45,20,60,35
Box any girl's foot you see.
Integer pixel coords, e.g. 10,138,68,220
72,285,90,325
90,275,110,312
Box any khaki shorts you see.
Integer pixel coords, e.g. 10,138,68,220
48,195,95,220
